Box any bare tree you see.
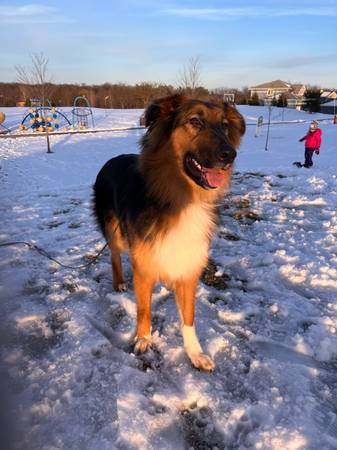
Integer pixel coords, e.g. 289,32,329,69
136,82,155,107
15,65,31,103
177,56,202,96
15,53,53,106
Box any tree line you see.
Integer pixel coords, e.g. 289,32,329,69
0,81,323,113
0,81,255,108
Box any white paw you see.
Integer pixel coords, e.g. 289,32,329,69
114,282,128,292
134,336,152,354
189,353,215,372
117,282,128,292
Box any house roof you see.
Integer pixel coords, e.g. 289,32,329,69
321,91,336,98
292,84,305,95
250,80,292,89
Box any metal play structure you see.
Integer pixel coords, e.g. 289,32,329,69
71,96,94,130
20,99,71,132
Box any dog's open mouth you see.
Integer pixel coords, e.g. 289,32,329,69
184,154,232,189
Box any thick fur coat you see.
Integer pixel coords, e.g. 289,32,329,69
94,94,245,370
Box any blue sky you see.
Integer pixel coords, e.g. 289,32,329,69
0,0,336,88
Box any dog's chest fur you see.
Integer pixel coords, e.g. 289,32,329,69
151,203,216,281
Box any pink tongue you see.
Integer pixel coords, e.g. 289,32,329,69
203,168,225,187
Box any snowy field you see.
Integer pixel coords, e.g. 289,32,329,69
1,106,337,450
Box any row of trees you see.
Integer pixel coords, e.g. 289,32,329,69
0,81,250,108
0,80,322,112
0,81,258,108
0,82,175,108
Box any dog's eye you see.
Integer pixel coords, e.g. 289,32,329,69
189,117,203,130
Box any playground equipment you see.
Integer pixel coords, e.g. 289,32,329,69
20,102,71,132
72,96,94,129
0,111,11,134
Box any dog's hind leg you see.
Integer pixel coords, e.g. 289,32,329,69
133,267,155,353
105,220,127,292
175,277,215,371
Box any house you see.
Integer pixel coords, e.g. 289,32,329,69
320,90,337,103
250,80,292,100
286,93,303,110
249,80,306,108
319,91,337,114
291,84,306,98
320,99,337,115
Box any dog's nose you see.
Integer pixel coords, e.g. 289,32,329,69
220,147,237,164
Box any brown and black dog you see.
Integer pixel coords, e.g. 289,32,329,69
93,94,245,371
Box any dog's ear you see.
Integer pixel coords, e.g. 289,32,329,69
145,94,188,128
223,103,246,148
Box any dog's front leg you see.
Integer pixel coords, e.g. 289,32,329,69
133,267,155,354
175,277,215,371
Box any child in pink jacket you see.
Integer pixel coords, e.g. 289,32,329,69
299,121,322,168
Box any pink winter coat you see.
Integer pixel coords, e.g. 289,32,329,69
300,128,322,149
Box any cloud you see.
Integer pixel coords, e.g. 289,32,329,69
160,6,337,20
0,4,73,24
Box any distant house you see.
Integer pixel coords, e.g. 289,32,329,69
249,80,306,108
320,99,337,115
320,90,337,103
291,83,307,98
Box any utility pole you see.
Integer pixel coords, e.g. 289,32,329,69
104,95,110,117
46,131,52,153
265,101,272,151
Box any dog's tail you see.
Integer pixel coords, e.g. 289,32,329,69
92,181,107,235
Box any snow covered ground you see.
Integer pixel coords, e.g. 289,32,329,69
1,106,337,450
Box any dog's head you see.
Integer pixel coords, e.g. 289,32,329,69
143,94,245,191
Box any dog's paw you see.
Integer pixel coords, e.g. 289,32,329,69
134,336,152,354
189,353,215,372
114,282,128,292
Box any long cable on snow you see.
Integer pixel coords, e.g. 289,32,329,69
0,240,108,270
